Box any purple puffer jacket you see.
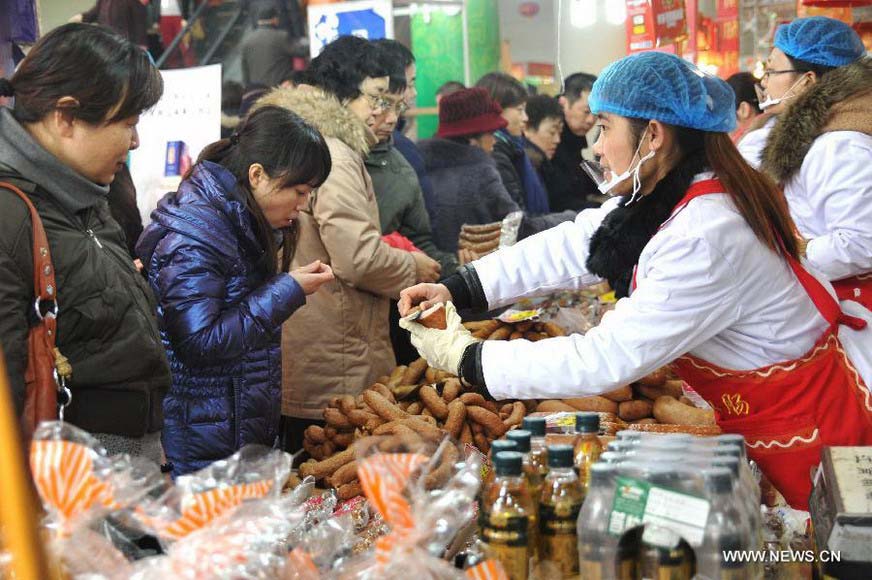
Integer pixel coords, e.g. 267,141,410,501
137,161,305,476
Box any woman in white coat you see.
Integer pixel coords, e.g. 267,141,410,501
399,51,872,510
758,17,872,309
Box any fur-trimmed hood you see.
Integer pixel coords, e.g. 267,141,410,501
254,85,376,157
762,58,872,183
418,137,496,172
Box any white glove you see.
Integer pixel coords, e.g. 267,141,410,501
399,302,480,375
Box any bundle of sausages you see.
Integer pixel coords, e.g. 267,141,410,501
532,367,719,436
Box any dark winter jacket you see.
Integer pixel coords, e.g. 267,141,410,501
0,108,170,436
549,125,602,211
418,138,574,253
393,124,437,221
137,161,306,475
491,130,550,214
366,139,459,276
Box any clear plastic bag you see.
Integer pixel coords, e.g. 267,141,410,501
331,436,488,580
133,444,292,544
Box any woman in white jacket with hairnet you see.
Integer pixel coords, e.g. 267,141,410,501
399,51,872,511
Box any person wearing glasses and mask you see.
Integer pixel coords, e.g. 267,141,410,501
399,51,872,510
758,17,872,311
255,36,441,450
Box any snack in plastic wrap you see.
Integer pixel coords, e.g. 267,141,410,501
331,435,508,580
134,444,292,544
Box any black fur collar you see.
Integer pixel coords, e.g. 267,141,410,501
586,151,708,298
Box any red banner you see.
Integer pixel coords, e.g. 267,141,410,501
626,0,656,54
625,0,688,54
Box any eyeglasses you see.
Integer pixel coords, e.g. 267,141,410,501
361,92,394,112
760,68,799,82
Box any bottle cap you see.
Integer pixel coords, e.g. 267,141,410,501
490,439,519,457
547,445,574,468
713,444,742,458
616,430,642,442
599,451,625,465
493,451,524,476
703,467,734,494
575,412,600,434
712,456,741,478
506,430,532,453
590,462,616,485
522,416,546,437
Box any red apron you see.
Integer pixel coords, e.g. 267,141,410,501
832,274,872,311
636,179,872,510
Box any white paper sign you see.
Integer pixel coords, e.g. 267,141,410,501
129,64,222,225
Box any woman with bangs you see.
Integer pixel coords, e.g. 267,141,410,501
0,24,169,460
137,105,334,475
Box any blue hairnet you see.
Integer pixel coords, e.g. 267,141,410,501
775,17,866,68
588,52,736,133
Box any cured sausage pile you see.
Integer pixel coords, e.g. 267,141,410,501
300,318,719,493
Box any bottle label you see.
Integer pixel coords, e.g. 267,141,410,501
480,514,530,580
607,476,711,547
539,502,580,575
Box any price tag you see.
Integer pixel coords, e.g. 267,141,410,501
608,476,710,547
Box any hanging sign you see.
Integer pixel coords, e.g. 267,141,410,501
625,0,688,54
307,0,394,58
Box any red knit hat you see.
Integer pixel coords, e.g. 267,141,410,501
436,87,507,138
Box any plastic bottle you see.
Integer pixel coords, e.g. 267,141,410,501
507,430,544,560
538,445,584,577
573,412,603,490
480,451,536,580
522,417,549,485
698,467,751,580
577,462,617,580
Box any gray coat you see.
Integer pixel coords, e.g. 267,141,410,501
418,138,572,253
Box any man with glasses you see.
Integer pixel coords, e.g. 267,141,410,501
372,39,438,229
365,69,462,364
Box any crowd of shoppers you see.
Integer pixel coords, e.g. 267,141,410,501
2,15,870,487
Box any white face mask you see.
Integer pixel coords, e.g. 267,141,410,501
758,75,805,111
581,128,655,204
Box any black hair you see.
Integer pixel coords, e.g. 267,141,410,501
475,72,527,108
785,55,837,81
281,69,312,87
309,36,399,102
525,95,563,130
373,38,415,67
371,42,408,94
3,23,162,125
194,105,332,275
436,81,465,99
725,72,761,113
562,72,597,103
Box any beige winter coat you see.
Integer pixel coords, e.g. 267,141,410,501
256,87,417,419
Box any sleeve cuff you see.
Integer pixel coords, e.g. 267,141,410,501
458,341,487,391
442,264,488,311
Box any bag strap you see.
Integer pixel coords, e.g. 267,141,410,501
0,182,59,320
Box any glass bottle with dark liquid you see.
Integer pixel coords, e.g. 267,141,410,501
539,444,584,578
480,451,537,580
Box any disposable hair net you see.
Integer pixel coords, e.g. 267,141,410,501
588,52,736,133
774,16,866,68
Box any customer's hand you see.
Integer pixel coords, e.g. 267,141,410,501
290,260,334,295
69,13,84,23
412,252,441,283
398,283,453,317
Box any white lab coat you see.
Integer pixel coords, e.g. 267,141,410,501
736,116,776,170
784,131,872,282
474,177,872,401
